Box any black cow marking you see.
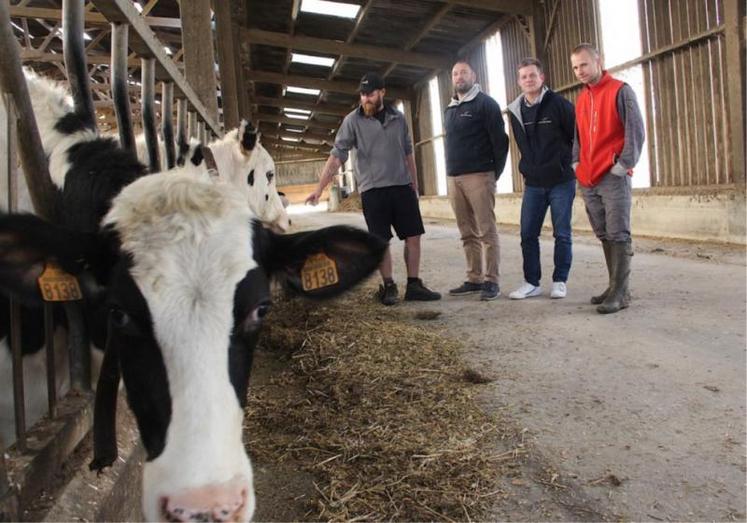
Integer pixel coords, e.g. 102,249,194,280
247,170,254,187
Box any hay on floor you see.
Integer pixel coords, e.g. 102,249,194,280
245,290,523,521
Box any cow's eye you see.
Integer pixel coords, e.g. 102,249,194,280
266,171,274,182
256,301,271,319
110,308,131,328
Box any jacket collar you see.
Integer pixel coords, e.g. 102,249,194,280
448,83,482,107
507,86,550,129
586,70,614,92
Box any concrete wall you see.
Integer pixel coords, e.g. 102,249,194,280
418,186,747,245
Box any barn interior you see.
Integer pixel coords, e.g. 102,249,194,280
0,0,745,520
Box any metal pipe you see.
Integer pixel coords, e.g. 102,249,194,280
111,22,135,153
161,82,175,169
44,304,57,418
0,3,58,221
176,98,188,152
10,300,25,451
188,111,198,140
65,301,91,392
141,57,160,172
62,0,96,130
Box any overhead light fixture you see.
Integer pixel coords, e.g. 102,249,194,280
164,46,173,55
281,137,301,142
283,107,312,115
300,0,360,19
83,32,92,41
133,2,144,13
285,128,304,133
286,86,321,96
291,53,335,68
10,22,24,32
284,113,310,120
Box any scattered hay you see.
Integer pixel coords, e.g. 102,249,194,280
414,310,441,321
245,290,523,521
336,192,362,213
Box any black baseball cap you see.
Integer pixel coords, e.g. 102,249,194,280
358,72,385,94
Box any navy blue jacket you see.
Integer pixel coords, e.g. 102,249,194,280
507,87,576,188
444,89,509,177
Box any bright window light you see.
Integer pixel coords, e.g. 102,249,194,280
291,53,335,67
10,21,24,32
286,86,321,96
300,0,360,19
485,31,514,194
281,136,301,142
164,46,173,55
283,107,312,115
285,128,304,133
428,77,448,197
284,113,310,120
133,2,144,13
83,32,92,41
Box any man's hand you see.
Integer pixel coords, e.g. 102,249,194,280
410,181,419,198
305,189,322,206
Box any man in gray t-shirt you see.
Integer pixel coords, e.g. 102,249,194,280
305,72,440,306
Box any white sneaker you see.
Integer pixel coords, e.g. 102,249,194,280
509,282,542,300
550,281,567,299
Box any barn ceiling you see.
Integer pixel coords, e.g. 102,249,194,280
10,0,532,161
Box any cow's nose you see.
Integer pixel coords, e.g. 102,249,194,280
161,477,250,522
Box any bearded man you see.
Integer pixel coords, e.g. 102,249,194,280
306,72,440,305
444,60,509,301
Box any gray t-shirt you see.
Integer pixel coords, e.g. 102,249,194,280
330,105,413,193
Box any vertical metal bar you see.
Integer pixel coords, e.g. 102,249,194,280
141,57,160,172
65,301,90,392
111,22,136,154
176,98,188,151
62,0,96,130
161,82,175,169
44,303,56,418
188,111,198,140
197,121,205,145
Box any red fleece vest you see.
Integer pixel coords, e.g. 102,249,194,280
575,72,626,187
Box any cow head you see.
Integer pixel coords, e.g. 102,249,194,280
206,121,291,233
0,173,385,522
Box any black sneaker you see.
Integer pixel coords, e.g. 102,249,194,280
377,282,398,305
404,278,441,301
448,281,483,296
480,281,500,301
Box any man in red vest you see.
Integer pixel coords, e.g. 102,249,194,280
570,43,645,314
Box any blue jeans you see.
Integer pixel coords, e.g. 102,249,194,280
520,179,576,286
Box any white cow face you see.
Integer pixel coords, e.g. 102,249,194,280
208,121,291,233
0,173,386,523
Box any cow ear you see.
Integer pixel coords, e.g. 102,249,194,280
239,119,258,153
0,213,97,304
255,224,387,299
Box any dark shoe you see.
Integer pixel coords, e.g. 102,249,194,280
591,240,612,304
448,281,483,296
404,278,441,301
377,282,398,306
597,241,632,314
480,281,500,301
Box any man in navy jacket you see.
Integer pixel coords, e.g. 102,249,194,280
444,60,509,301
507,58,576,300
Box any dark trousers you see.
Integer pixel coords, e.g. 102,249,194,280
520,178,576,286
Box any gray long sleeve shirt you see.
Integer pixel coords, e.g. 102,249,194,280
572,83,645,175
329,105,413,193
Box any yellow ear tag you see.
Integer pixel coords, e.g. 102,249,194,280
300,253,339,291
37,262,83,302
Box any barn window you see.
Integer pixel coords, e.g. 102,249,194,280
428,77,448,196
485,31,515,194
300,0,361,19
598,0,651,188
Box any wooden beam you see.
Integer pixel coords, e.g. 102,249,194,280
723,0,745,184
181,0,218,125
254,96,352,117
254,111,340,129
212,0,239,129
259,129,334,145
528,0,546,66
261,136,327,152
240,28,450,71
246,69,410,99
90,0,222,136
9,6,181,28
20,49,139,66
419,0,530,15
326,0,374,82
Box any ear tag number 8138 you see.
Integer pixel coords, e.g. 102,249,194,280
300,253,339,291
37,262,83,302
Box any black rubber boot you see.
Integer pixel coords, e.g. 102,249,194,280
591,240,612,304
597,241,632,314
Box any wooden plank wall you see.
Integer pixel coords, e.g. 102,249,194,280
638,0,729,186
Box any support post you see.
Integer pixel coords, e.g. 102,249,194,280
723,0,745,184
62,0,96,129
161,81,175,169
176,98,188,150
212,0,239,130
180,0,219,123
111,22,136,153
141,57,160,172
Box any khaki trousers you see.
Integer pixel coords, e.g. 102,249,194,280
447,172,499,283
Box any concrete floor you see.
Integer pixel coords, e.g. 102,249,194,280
293,208,747,522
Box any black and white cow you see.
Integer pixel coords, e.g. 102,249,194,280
0,71,386,521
